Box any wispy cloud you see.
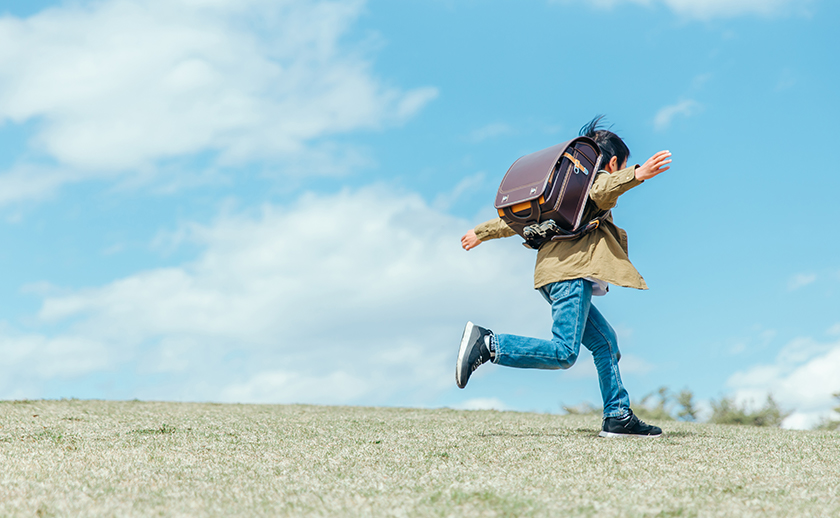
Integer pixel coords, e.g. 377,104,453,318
432,172,486,211
726,327,777,356
788,272,817,290
660,0,815,19
466,123,515,143
653,99,701,130
775,68,799,91
550,0,817,20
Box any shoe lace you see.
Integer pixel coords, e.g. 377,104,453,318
620,412,644,430
470,340,491,372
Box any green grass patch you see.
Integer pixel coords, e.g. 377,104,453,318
0,399,838,517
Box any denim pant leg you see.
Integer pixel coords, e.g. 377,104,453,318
582,304,631,418
493,279,591,370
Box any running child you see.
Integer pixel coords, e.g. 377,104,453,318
456,116,672,438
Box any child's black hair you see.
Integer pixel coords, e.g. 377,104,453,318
579,115,630,171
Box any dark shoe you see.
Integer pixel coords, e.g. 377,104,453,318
455,321,493,389
599,410,663,438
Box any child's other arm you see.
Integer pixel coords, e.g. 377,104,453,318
590,151,671,210
462,217,516,251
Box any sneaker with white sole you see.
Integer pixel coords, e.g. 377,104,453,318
599,410,662,438
455,321,493,389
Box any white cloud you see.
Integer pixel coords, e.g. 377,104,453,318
0,186,544,405
551,0,816,19
653,99,701,130
221,369,373,404
450,398,511,411
0,331,116,382
0,0,437,203
788,272,817,290
0,165,91,205
659,0,813,19
725,336,840,429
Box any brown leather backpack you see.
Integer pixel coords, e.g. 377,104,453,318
494,136,609,249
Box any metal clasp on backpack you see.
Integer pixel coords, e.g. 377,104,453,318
563,152,589,176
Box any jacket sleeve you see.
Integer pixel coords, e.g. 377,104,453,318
589,166,644,210
474,217,517,241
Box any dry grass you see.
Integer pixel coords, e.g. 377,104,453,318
1,399,838,517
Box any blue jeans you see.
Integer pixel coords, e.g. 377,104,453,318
493,279,631,418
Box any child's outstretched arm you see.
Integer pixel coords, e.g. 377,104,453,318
590,150,673,210
462,217,516,251
635,150,672,181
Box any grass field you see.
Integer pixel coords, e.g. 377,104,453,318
1,400,838,517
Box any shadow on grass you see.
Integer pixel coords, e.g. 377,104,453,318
479,428,705,441
423,489,541,517
130,423,179,435
662,430,701,438
478,428,597,438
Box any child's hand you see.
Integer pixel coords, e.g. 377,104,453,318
461,230,482,251
635,150,672,181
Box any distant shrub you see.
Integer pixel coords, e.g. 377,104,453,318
814,393,840,432
634,386,675,422
675,389,699,422
562,387,821,429
631,387,699,422
709,395,790,427
561,402,601,415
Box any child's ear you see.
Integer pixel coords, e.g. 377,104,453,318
608,156,619,172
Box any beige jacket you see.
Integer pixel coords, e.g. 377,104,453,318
474,165,648,290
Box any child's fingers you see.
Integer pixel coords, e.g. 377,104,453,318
651,151,671,163
652,157,672,169
645,154,669,168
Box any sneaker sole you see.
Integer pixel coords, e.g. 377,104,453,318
455,321,476,389
598,431,663,438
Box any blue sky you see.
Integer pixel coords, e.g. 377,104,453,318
0,0,838,428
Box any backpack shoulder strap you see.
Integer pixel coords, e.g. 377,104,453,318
520,210,611,249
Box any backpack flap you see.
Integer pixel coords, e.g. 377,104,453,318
553,139,602,231
494,140,572,224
